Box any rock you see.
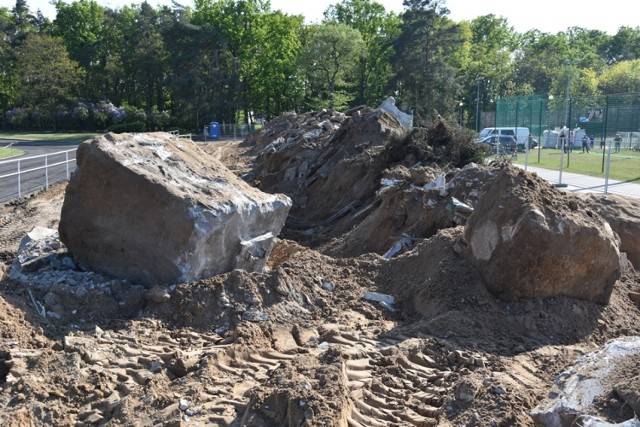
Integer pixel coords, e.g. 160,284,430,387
59,132,291,286
531,337,640,426
578,194,640,269
462,167,620,304
454,378,479,403
9,227,63,278
378,97,413,129
614,375,640,414
145,285,171,303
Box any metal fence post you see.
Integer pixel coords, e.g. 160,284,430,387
17,159,21,198
45,154,49,188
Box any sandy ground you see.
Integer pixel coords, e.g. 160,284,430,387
0,139,639,426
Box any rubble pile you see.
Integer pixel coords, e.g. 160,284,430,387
1,107,640,426
247,107,404,236
250,111,486,256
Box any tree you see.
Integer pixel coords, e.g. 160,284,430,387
0,7,17,113
605,26,640,64
513,30,570,96
15,33,83,129
299,23,365,110
598,60,640,94
324,0,399,106
460,15,517,126
54,0,106,99
255,11,304,118
390,0,464,121
192,0,273,123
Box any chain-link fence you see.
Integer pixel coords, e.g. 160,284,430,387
480,93,640,185
489,93,640,148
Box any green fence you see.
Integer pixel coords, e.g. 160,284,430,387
485,93,640,183
489,93,640,150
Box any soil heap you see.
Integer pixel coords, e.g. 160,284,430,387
0,109,639,427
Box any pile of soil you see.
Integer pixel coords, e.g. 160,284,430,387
1,112,639,426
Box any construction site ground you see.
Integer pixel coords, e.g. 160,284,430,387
0,131,639,427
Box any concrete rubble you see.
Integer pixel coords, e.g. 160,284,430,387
59,132,291,286
532,337,640,427
462,167,621,304
2,106,640,426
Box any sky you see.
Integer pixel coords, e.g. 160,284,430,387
13,0,637,36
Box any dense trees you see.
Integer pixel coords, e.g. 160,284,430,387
2,0,640,131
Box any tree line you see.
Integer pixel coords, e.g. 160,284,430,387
2,0,640,132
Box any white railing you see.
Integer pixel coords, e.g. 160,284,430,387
0,149,76,204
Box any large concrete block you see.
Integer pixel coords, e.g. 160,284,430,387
462,167,620,304
59,132,291,286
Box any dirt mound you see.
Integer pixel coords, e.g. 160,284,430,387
251,111,486,256
1,110,640,426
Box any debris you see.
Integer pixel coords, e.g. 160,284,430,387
242,309,269,322
532,337,640,426
378,96,413,129
383,236,414,259
321,282,335,292
424,173,447,196
364,291,395,307
59,132,291,286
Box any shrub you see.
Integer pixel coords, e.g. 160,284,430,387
108,121,146,133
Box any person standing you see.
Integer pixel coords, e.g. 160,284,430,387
582,134,590,153
559,127,567,150
614,133,622,153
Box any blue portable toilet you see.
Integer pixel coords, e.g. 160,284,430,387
209,121,220,140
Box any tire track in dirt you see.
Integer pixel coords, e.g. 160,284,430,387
313,325,489,427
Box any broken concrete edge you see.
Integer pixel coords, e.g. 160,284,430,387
531,336,640,426
59,133,292,286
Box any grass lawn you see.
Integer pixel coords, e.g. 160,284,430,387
513,147,640,182
0,146,23,159
0,132,100,144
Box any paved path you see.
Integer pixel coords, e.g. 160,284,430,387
0,141,78,204
517,162,640,199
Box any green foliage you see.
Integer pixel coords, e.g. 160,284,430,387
108,121,146,133
4,0,640,135
300,23,365,110
598,60,640,94
390,0,464,121
324,0,400,106
14,33,83,129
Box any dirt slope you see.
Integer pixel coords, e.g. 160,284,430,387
0,137,639,426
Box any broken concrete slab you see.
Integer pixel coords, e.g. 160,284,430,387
59,132,291,286
462,166,620,304
379,96,413,129
531,337,640,427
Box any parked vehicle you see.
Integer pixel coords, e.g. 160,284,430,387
477,134,538,152
478,135,519,148
478,127,531,146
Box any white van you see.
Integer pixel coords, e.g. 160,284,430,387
479,127,531,146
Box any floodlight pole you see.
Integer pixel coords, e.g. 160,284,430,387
476,77,483,132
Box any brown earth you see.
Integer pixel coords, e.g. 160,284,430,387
0,131,639,426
